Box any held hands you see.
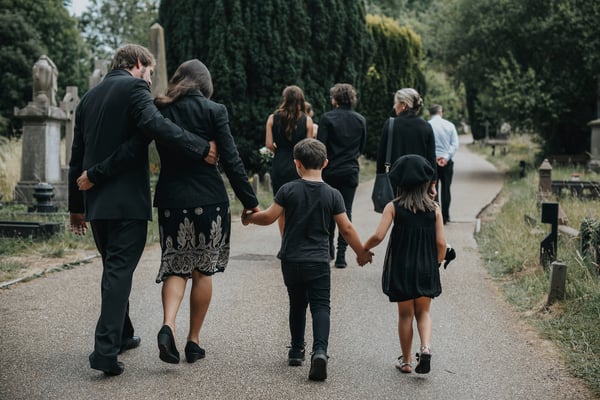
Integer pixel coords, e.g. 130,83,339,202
69,213,87,236
356,249,374,267
77,171,94,191
241,206,260,226
204,140,219,165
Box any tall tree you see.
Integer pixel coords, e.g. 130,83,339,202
0,0,87,136
159,0,373,173
78,0,158,62
441,0,600,153
360,14,425,158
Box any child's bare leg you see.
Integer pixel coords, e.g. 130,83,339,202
414,297,432,352
397,300,415,361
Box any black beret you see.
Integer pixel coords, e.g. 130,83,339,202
388,154,435,188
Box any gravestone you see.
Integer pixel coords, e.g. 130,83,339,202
14,55,68,204
588,119,600,172
89,59,109,89
149,23,168,97
60,86,79,173
589,76,600,172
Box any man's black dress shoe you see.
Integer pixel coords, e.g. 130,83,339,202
157,325,180,364
119,336,141,354
91,361,125,376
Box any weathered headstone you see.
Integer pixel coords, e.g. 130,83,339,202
89,60,109,89
538,159,552,194
14,55,68,204
547,261,567,305
588,76,600,172
149,23,168,97
588,119,600,172
60,86,79,167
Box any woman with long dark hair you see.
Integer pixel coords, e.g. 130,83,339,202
153,59,259,364
265,85,314,234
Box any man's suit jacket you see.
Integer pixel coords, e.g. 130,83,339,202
68,69,210,221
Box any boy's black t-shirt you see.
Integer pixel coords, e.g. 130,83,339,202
274,179,346,263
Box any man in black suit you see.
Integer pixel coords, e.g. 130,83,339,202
68,44,217,376
317,83,367,268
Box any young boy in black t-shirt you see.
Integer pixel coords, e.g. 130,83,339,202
242,138,372,381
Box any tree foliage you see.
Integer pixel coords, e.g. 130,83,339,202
0,0,87,136
440,0,600,153
0,11,45,135
366,0,464,137
360,14,425,158
78,0,158,62
159,0,373,172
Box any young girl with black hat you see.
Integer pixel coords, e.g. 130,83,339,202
363,154,447,374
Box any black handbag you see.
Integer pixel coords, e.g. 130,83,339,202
371,117,394,213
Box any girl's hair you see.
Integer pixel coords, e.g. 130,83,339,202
275,85,306,141
395,182,436,213
154,59,213,108
330,83,357,107
394,88,423,113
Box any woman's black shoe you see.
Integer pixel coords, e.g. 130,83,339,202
157,325,180,364
184,341,206,363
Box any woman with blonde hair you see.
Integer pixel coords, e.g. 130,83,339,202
375,88,437,196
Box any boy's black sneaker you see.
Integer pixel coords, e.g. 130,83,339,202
308,350,328,381
288,347,305,366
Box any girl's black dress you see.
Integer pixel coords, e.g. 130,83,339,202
382,203,442,302
270,113,308,194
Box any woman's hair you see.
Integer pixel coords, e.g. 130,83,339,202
305,102,314,116
275,85,306,141
330,83,357,107
395,182,436,213
154,59,213,108
111,44,155,71
394,88,423,113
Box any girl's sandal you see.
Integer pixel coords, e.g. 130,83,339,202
394,355,412,373
415,345,431,374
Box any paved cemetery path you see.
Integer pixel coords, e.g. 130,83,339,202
0,136,595,399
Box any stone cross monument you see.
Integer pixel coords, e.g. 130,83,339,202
150,23,168,97
14,55,68,204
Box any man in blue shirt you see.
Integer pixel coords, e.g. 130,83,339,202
428,104,459,224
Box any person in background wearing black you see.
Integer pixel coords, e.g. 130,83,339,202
265,85,314,235
69,44,217,376
317,83,367,268
376,88,437,198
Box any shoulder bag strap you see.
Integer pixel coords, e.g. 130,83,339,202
385,117,394,173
